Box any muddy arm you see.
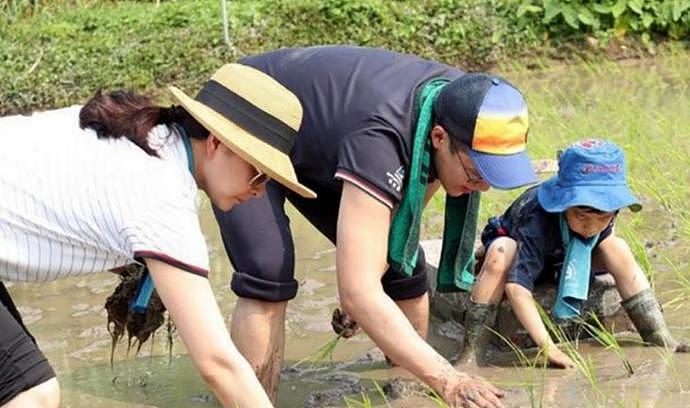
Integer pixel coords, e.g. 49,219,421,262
335,182,503,407
333,179,442,338
143,258,273,408
504,283,574,368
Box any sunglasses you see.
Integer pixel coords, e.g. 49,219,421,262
248,170,270,187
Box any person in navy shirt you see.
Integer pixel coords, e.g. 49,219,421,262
215,45,537,406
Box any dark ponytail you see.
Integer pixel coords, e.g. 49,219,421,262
79,90,208,156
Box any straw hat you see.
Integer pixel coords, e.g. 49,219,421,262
169,64,316,198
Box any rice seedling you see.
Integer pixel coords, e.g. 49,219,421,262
653,345,685,394
426,389,451,408
535,303,600,398
290,334,343,369
660,260,688,307
579,312,634,376
490,328,549,408
344,392,373,408
342,380,393,408
372,381,392,408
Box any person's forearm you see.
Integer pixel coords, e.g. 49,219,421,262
168,305,274,408
335,182,457,393
201,355,272,408
145,259,272,408
506,285,552,348
342,288,455,390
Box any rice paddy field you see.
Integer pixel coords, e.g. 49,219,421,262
5,42,690,408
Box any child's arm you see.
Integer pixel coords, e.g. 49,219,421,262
505,282,574,368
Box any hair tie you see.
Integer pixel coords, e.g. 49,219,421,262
161,105,184,124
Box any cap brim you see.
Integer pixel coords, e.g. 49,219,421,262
537,177,642,213
169,86,316,199
469,150,538,190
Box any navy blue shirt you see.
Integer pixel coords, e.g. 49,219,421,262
481,186,615,291
241,46,463,208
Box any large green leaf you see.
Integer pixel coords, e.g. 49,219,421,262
673,0,690,21
543,0,562,23
627,0,643,15
612,0,628,17
516,3,542,18
578,8,598,27
642,12,654,28
562,4,579,29
592,3,612,14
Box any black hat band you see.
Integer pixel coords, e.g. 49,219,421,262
197,80,297,155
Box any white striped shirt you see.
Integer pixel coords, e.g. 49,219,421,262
0,106,210,281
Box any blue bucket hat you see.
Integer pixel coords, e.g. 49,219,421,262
538,139,642,213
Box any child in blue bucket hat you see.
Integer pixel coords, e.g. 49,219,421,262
457,139,687,369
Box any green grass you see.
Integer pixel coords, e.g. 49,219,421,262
2,0,689,116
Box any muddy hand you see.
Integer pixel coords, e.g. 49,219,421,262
331,307,360,338
442,372,504,408
673,339,689,353
546,347,574,369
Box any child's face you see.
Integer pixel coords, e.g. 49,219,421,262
565,207,615,239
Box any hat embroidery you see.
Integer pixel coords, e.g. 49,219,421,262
573,139,605,149
581,164,621,174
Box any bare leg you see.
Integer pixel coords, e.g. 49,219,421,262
471,237,517,304
594,236,649,299
456,238,516,367
396,293,429,339
3,377,60,408
230,297,287,402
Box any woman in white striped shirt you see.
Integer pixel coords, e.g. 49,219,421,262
0,64,314,408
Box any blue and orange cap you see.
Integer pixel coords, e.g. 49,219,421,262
433,73,537,189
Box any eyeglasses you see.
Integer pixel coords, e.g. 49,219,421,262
457,150,484,185
248,170,270,187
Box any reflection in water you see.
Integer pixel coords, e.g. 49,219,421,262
7,55,690,407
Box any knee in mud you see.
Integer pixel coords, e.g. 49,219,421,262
483,238,517,275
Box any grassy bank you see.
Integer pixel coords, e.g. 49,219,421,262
2,0,689,115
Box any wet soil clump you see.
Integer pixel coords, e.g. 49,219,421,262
104,264,172,365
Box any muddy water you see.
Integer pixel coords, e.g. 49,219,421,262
7,54,690,407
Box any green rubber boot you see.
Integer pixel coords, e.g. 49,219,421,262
455,300,498,367
621,288,688,352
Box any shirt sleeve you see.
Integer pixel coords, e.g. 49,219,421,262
119,168,210,277
506,216,552,292
335,124,407,208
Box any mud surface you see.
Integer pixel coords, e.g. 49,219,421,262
6,55,690,407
